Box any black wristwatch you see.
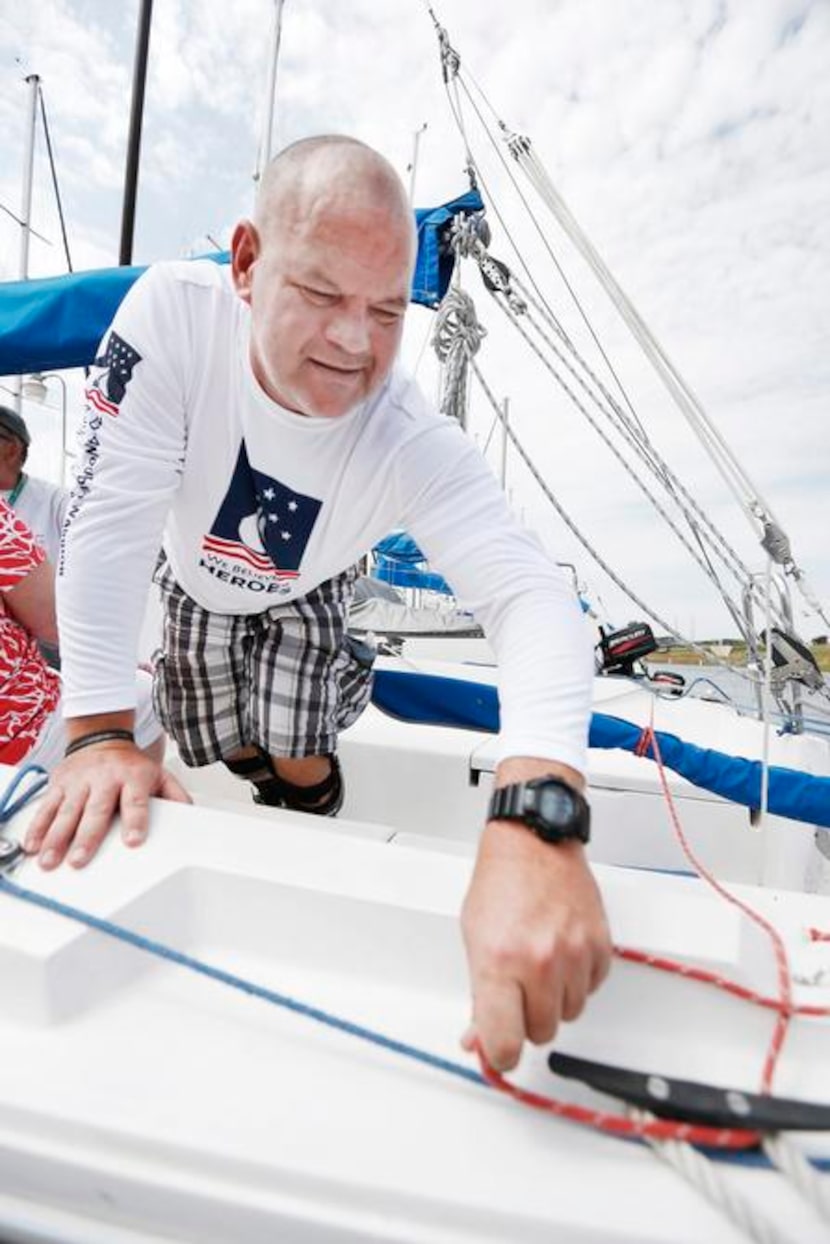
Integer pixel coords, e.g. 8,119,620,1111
487,776,591,845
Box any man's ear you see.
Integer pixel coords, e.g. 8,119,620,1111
231,220,259,304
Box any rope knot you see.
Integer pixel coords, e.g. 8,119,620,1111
432,287,487,423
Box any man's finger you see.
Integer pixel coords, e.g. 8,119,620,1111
157,769,193,805
65,785,123,868
118,781,153,848
559,949,593,1024
470,976,525,1072
34,796,89,868
23,787,65,854
590,937,613,992
35,791,93,868
524,963,563,1046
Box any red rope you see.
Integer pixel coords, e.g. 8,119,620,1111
476,1048,760,1149
472,714,830,1145
636,721,794,1092
614,944,830,1019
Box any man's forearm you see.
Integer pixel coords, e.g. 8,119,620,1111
65,709,137,744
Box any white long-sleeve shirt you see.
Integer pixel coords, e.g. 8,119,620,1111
58,259,593,771
2,474,68,566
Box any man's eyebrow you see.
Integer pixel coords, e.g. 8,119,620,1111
298,268,338,290
372,292,409,310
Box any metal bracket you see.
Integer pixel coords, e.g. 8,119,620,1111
0,837,26,876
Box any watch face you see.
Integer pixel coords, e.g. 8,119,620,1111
536,784,576,826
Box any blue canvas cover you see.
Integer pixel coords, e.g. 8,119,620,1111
370,667,830,829
412,189,485,306
372,532,453,595
0,190,485,376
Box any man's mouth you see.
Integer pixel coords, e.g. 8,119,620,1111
309,359,366,377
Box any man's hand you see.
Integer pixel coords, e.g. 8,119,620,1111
460,765,611,1072
24,744,191,870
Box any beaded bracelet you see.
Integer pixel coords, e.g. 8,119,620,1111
64,728,136,758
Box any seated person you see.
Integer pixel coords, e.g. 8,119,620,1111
0,499,160,771
0,405,68,566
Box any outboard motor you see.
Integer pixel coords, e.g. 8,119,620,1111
598,622,659,677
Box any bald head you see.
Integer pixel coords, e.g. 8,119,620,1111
232,134,416,418
254,135,415,263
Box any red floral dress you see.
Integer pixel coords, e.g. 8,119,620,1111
0,500,61,764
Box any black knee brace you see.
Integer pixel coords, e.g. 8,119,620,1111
223,748,279,797
224,750,343,817
259,756,344,817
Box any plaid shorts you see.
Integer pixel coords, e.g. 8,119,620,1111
152,556,374,768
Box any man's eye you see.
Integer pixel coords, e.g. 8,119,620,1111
301,286,337,305
372,307,404,326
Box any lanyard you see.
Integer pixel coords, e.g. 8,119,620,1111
6,472,27,507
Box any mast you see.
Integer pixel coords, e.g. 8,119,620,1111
254,0,286,187
14,73,40,412
119,0,154,266
18,75,39,282
407,122,428,203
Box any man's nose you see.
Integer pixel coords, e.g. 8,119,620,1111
324,306,371,356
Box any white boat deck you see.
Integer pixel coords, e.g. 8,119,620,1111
0,773,828,1242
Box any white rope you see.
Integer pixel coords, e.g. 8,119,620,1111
512,142,770,521
629,1111,797,1244
431,286,486,424
762,1134,830,1227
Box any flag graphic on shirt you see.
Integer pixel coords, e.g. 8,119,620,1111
86,332,143,417
202,442,322,579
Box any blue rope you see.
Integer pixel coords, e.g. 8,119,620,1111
0,872,485,1089
0,763,47,824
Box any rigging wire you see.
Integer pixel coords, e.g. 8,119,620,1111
457,67,652,446
0,200,51,247
427,22,763,638
480,264,773,641
38,85,74,273
424,7,830,677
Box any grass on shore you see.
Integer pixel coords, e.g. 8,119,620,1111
647,642,830,673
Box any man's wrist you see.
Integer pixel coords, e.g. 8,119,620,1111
487,761,591,846
66,710,136,745
492,755,585,795
65,728,136,758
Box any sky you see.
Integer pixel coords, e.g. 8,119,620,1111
0,0,828,641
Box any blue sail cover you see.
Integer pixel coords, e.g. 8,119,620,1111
370,668,830,829
372,531,453,595
0,190,485,377
413,189,484,306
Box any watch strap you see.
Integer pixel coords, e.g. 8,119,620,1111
488,784,527,822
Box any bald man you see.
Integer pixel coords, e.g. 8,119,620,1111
28,136,610,1071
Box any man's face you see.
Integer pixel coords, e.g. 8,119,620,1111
233,200,413,418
